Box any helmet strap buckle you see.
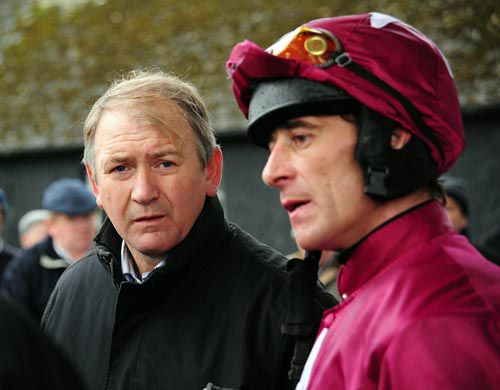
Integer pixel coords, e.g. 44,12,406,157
365,165,390,197
334,52,352,67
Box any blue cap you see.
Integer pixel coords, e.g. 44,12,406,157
42,179,96,216
0,188,8,215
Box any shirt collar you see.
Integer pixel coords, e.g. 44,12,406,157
94,196,227,288
337,200,454,297
120,240,166,284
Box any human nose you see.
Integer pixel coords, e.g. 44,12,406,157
261,140,293,188
131,168,160,204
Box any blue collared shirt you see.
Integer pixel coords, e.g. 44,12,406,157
120,241,166,284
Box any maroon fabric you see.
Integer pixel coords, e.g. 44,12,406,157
226,12,465,175
305,201,500,389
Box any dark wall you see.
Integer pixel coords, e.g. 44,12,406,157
448,105,500,244
1,105,499,254
0,147,87,248
219,136,295,255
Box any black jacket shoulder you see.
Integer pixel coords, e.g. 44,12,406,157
0,294,85,389
3,237,66,321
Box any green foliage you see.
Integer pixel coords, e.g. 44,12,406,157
0,0,498,150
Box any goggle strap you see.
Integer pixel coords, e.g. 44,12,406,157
337,56,444,160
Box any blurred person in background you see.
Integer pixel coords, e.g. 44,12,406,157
442,176,470,236
442,176,499,265
316,251,340,300
0,188,20,280
227,11,500,388
2,178,97,321
17,209,51,250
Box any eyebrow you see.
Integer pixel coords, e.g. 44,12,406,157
101,153,128,166
149,148,182,159
277,118,318,131
100,148,182,168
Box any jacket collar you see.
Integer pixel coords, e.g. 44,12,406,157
337,200,454,297
93,196,229,289
39,235,60,259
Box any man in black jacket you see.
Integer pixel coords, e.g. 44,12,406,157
41,70,334,390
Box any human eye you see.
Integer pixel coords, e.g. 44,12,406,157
159,161,174,169
290,131,312,147
110,165,129,173
292,134,309,143
157,160,179,173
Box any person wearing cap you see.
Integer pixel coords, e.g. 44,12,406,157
41,70,333,390
0,187,20,280
442,176,470,236
227,12,500,389
17,209,51,249
2,178,97,321
441,177,500,265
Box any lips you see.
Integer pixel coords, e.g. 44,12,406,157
282,199,310,213
133,215,165,223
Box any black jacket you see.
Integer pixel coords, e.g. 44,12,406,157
0,293,85,389
42,197,334,390
0,242,19,281
2,236,67,321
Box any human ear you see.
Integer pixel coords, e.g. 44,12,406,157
205,146,223,197
391,128,412,150
85,163,103,208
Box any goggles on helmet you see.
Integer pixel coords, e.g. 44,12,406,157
227,13,465,177
266,26,344,68
262,25,443,163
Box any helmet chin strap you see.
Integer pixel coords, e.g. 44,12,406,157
283,249,322,386
304,250,321,263
355,106,437,200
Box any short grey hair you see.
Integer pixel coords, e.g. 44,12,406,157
83,69,216,172
18,209,50,236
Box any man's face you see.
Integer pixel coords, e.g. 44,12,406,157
262,115,379,252
445,195,467,234
48,213,96,257
87,100,221,263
